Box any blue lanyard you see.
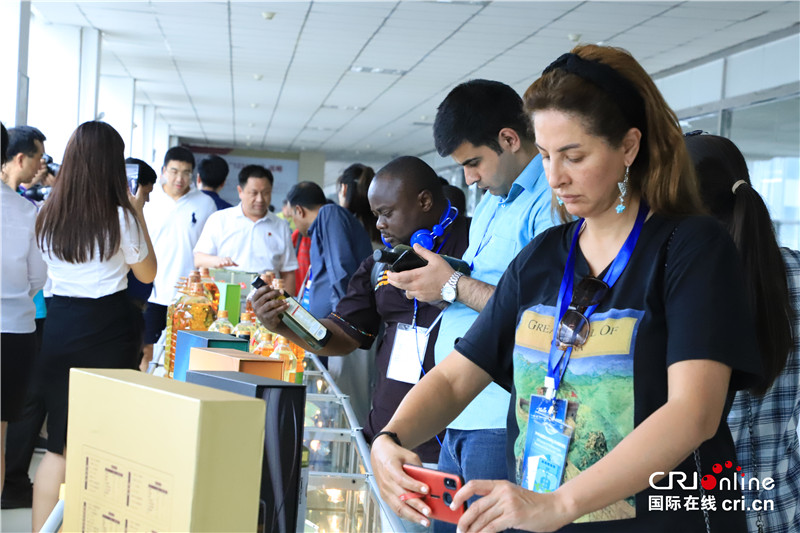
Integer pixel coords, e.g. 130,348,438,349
545,200,649,398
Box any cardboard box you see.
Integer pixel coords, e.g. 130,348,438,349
173,330,249,382
214,280,243,325
64,368,265,533
188,346,284,381
185,371,306,533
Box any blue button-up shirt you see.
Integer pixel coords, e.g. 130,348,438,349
435,154,557,430
306,204,373,318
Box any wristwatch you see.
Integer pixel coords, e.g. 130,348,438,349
441,271,464,303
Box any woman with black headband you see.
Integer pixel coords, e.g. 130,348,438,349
371,45,762,532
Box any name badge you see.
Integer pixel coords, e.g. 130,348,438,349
521,395,573,493
386,323,429,385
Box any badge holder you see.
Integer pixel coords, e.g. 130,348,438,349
521,395,574,493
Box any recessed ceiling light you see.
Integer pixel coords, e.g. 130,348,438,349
261,11,275,20
253,74,263,81
250,103,258,109
568,33,581,42
420,115,427,120
386,132,393,137
321,104,365,111
365,144,371,149
248,122,255,127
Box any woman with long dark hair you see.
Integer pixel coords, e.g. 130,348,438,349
337,163,381,245
31,121,156,530
686,133,797,533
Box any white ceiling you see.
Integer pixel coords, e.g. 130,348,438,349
31,1,800,162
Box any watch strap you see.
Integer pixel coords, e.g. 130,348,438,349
372,430,402,447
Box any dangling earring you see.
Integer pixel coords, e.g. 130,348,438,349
556,196,564,206
616,166,629,214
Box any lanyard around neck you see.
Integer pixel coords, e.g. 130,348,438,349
546,200,649,398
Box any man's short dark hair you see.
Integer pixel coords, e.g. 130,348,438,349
238,164,274,187
7,125,46,160
1,123,8,166
375,156,445,203
197,155,229,188
286,181,326,209
433,79,533,157
125,157,158,186
163,146,195,170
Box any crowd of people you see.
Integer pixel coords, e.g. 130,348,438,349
1,42,797,533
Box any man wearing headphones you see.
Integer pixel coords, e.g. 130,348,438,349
253,156,469,466
385,80,556,531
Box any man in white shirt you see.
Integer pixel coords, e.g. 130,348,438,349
194,165,298,294
141,147,216,367
1,123,48,498
3,126,45,191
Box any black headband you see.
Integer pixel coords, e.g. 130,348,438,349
543,53,647,133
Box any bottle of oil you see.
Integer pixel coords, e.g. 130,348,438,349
168,281,214,378
208,309,233,333
250,317,273,353
199,267,220,314
164,275,195,377
232,312,257,343
291,342,305,384
271,335,297,382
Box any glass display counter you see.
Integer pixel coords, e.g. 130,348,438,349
300,354,406,532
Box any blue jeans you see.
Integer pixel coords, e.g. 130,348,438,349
433,428,509,533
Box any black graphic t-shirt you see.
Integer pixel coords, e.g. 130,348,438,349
456,214,761,532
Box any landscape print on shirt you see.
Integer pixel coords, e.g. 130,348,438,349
513,304,644,523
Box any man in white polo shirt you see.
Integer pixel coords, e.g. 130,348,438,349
194,164,298,294
141,147,216,369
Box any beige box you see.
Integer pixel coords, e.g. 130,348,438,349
189,346,285,381
64,368,265,533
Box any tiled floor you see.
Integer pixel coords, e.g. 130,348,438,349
1,450,43,533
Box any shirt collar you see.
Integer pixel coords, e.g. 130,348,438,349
500,153,545,205
235,203,272,223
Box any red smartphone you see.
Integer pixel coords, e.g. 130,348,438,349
402,464,466,524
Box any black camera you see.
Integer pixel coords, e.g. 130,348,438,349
22,184,52,202
42,154,60,177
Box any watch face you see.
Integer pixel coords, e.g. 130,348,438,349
442,285,456,302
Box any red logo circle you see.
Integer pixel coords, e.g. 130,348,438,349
712,463,723,474
701,475,717,490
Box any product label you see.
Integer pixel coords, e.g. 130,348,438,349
284,295,327,341
78,445,173,532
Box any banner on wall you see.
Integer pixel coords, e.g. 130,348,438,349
188,149,299,210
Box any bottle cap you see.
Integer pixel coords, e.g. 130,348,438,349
241,312,251,321
190,282,204,295
218,309,228,318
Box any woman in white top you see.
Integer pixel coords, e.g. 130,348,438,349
31,121,156,530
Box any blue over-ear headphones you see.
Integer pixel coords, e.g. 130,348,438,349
409,200,458,251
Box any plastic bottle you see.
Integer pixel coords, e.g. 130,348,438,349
250,317,273,353
169,281,214,378
232,312,257,343
270,335,297,382
291,342,305,384
199,267,220,313
208,309,234,333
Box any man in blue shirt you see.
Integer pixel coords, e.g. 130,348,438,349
285,181,373,318
196,154,232,210
387,79,556,530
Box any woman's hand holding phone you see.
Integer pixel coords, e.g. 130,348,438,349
370,434,433,527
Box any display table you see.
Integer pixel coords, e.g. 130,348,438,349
301,353,406,532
